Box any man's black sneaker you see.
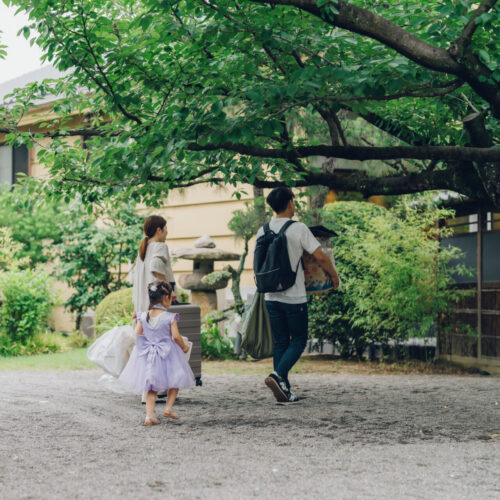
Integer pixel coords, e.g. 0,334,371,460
283,377,300,401
283,377,291,391
264,372,290,402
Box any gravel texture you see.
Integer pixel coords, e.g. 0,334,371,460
0,370,499,499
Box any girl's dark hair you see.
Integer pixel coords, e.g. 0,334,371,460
139,215,167,261
266,187,294,214
146,280,173,321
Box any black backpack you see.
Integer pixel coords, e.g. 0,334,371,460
254,220,301,293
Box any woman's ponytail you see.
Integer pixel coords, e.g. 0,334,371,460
139,236,149,261
138,215,167,261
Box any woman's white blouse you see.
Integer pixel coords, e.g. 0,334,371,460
130,242,175,314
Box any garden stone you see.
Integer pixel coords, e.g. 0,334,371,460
194,234,216,248
80,310,95,337
172,238,240,315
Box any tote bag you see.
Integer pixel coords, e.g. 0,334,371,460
87,325,136,377
241,292,274,359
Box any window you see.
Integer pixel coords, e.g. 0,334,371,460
0,145,29,186
486,212,500,232
444,214,478,235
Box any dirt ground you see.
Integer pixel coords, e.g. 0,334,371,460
0,370,499,500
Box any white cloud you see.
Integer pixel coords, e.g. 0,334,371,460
0,4,45,84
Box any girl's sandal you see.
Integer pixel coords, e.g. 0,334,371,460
144,416,160,426
163,409,179,419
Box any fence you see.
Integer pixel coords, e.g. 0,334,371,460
438,209,500,373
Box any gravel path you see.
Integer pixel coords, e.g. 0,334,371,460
0,370,499,499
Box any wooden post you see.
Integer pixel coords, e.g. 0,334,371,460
477,209,482,360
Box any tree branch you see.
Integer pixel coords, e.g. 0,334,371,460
189,142,500,163
61,163,460,201
248,0,500,116
450,0,497,58
79,12,143,125
251,0,462,73
269,79,464,119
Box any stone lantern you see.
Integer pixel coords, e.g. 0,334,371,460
171,235,241,317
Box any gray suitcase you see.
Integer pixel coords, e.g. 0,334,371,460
168,304,202,386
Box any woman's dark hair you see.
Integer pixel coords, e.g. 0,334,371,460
266,187,294,214
146,280,173,321
139,215,167,261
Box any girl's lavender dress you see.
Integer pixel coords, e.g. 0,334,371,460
119,311,195,393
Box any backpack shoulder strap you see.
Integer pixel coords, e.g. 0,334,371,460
263,223,271,234
278,220,296,235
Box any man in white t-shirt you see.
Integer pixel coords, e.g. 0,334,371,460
256,187,340,403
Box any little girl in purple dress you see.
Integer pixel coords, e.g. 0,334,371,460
119,280,194,425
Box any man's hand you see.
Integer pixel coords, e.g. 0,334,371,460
132,310,137,321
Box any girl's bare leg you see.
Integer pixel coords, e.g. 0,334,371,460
144,390,159,425
164,388,179,418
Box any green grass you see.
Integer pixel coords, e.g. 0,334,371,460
0,349,475,375
0,348,96,371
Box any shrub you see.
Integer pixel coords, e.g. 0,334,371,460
0,331,61,357
63,331,92,349
0,184,66,267
306,196,470,352
94,287,134,336
94,286,190,335
0,227,30,271
201,319,234,359
307,292,366,359
0,269,54,344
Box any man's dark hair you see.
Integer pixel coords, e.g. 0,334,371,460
266,187,294,214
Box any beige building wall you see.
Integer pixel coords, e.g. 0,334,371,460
29,140,81,332
27,138,260,331
2,104,265,331
154,184,257,285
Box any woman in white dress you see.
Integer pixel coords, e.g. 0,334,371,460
130,215,177,402
88,216,178,389
131,215,177,318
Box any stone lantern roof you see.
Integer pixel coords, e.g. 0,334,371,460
171,235,240,261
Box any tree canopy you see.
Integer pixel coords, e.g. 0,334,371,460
1,0,499,206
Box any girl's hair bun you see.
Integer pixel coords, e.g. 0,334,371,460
148,280,172,301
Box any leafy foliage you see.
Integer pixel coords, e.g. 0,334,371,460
94,284,190,335
308,292,366,359
306,197,471,351
201,318,234,360
0,30,6,60
201,269,231,290
94,287,134,336
0,331,61,357
0,269,54,344
0,204,59,356
57,200,142,327
0,226,30,271
1,0,498,206
0,185,66,266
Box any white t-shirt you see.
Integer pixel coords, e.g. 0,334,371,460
256,218,320,304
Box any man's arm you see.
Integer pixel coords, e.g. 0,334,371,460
312,247,340,289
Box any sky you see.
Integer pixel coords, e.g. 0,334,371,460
0,3,45,84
